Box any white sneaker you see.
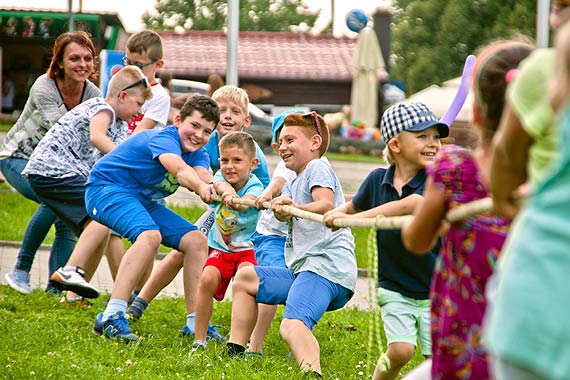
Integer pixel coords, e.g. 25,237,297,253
49,267,99,299
5,270,32,294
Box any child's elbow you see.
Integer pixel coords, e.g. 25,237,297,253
401,231,431,255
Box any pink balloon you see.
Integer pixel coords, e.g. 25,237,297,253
439,55,476,127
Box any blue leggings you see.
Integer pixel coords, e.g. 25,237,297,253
0,158,76,278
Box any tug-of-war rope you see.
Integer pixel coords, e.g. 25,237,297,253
212,193,494,375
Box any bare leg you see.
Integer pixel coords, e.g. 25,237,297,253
137,249,184,302
178,231,208,315
373,342,415,380
65,220,110,281
110,230,161,301
194,266,221,341
136,259,153,291
280,318,321,374
248,303,278,353
104,234,125,281
227,266,260,346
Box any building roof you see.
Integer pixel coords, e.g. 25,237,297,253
159,30,357,82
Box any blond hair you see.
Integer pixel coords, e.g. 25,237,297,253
211,85,249,115
107,66,152,100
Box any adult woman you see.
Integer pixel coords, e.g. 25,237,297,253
0,31,101,296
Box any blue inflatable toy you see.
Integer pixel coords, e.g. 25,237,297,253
346,9,368,33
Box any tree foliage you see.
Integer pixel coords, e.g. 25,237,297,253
391,0,537,94
142,0,319,33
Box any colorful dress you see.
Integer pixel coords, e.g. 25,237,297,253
428,145,510,380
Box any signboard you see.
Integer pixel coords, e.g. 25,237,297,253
99,49,126,96
0,11,100,40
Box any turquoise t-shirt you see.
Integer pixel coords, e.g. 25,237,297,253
208,171,263,252
484,105,570,379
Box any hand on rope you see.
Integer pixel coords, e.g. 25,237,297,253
210,193,498,230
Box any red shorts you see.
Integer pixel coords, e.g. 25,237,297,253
205,248,257,301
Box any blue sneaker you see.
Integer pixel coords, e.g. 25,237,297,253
181,323,226,343
5,270,32,294
206,324,226,343
94,312,139,343
93,312,104,336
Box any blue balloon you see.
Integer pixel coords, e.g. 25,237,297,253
346,9,369,33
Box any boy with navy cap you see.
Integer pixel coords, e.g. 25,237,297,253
323,102,448,380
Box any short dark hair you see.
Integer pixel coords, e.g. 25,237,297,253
179,95,220,127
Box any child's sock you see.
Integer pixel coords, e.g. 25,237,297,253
62,266,78,272
226,342,246,356
128,297,148,319
186,312,196,328
102,299,128,322
193,339,207,349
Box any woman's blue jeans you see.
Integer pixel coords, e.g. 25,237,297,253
0,157,76,278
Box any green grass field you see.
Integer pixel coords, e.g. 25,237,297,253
0,286,424,379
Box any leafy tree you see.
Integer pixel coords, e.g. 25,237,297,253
142,0,319,33
391,0,536,94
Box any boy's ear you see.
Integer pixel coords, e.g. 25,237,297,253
242,114,252,129
154,59,164,71
271,141,279,153
387,138,400,154
311,134,323,152
173,113,182,128
250,157,259,170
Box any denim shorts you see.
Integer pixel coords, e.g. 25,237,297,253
251,231,286,268
255,267,353,330
27,174,89,236
85,183,197,249
377,287,432,355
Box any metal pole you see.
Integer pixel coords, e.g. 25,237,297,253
226,0,239,86
536,0,550,48
68,0,75,32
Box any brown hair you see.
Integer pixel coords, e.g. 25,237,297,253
48,31,97,81
126,30,163,61
283,112,330,157
179,95,220,127
472,40,533,145
219,131,257,159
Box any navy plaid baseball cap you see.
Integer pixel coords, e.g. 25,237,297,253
381,102,449,143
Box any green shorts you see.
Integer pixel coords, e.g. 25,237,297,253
377,287,431,356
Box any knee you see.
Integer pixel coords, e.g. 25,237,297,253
199,270,219,292
138,230,162,250
386,343,415,369
279,318,305,342
232,266,258,294
180,231,207,256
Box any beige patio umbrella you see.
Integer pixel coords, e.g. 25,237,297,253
350,26,385,129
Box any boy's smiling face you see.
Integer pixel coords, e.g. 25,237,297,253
175,110,215,153
393,126,442,168
216,99,251,138
219,144,258,191
278,125,321,174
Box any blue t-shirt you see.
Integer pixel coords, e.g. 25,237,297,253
208,171,263,252
205,130,271,187
352,165,439,299
87,126,210,199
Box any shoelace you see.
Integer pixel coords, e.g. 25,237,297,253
111,314,134,334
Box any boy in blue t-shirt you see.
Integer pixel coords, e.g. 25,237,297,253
323,102,447,380
192,131,263,348
84,95,219,342
127,85,270,340
226,112,357,378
